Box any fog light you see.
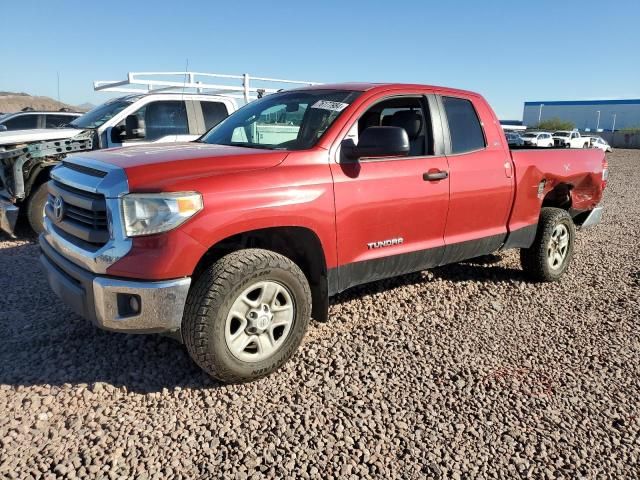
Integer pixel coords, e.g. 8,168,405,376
129,296,140,313
116,293,141,317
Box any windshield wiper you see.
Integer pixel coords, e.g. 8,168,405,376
229,143,276,150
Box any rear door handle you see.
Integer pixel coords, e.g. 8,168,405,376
423,170,449,181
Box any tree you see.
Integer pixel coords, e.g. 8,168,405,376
537,118,575,131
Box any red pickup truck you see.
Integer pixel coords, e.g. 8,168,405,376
40,83,607,382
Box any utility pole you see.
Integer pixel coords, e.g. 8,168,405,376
538,104,544,126
596,110,601,130
612,113,617,132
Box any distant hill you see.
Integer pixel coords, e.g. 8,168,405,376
76,102,96,111
0,92,92,114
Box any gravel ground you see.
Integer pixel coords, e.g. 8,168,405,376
1,150,638,479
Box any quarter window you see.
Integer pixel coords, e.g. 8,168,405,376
201,101,228,130
442,96,486,154
45,114,74,128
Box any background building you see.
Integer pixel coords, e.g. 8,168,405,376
522,99,640,131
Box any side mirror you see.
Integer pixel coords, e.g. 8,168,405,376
341,126,410,160
110,125,125,144
0,125,7,132
125,115,145,139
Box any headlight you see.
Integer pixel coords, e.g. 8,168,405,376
122,192,203,237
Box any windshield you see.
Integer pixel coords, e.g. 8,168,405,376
201,89,361,150
522,133,536,138
554,132,569,137
70,99,133,129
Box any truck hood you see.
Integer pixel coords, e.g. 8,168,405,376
71,142,289,191
0,128,82,146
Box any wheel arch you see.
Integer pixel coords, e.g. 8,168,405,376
192,226,330,322
542,182,573,210
23,162,55,200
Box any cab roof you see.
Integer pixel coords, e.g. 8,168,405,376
298,82,480,97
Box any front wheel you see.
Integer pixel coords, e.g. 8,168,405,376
182,248,312,383
26,183,49,235
520,207,575,282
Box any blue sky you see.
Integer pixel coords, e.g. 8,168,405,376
1,0,638,119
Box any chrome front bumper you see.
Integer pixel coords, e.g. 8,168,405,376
40,234,190,334
40,156,191,334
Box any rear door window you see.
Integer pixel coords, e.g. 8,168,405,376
201,101,228,131
442,96,486,154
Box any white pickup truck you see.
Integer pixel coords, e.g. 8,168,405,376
0,71,319,236
0,92,237,149
0,92,237,235
552,129,591,148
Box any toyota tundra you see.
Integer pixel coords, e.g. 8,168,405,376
40,83,607,383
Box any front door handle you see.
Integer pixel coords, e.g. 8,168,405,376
423,170,449,181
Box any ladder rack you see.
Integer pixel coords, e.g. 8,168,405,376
94,72,321,103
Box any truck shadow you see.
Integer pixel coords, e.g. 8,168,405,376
432,257,527,283
1,243,526,394
330,255,527,305
0,223,38,244
0,242,219,394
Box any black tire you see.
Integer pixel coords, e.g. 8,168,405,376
520,207,575,282
26,183,49,235
183,248,312,383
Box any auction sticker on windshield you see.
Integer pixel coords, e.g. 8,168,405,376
311,100,349,112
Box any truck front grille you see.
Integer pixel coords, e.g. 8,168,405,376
46,180,110,246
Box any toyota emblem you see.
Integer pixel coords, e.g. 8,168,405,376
52,196,65,223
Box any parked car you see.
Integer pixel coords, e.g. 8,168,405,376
521,131,554,147
505,131,524,146
40,82,608,383
552,129,591,148
0,110,81,131
588,136,612,152
0,93,237,235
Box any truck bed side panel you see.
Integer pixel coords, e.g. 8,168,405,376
508,148,605,233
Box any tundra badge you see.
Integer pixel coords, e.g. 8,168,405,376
367,238,404,249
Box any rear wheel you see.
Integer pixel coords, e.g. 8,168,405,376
520,207,575,282
26,183,49,235
183,248,312,383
